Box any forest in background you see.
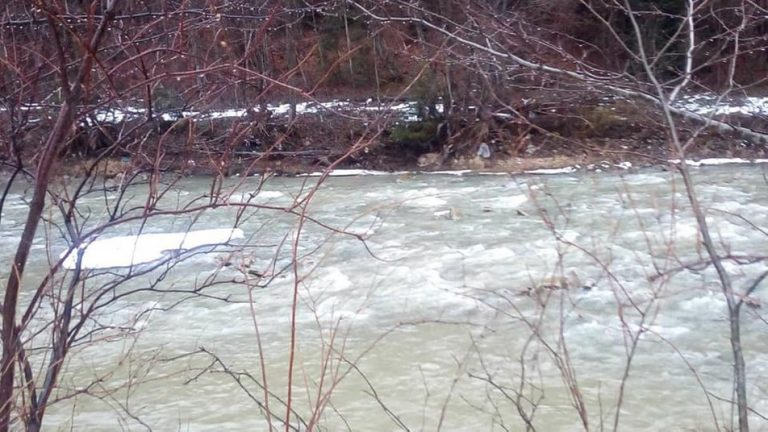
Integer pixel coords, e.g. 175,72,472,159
2,0,767,175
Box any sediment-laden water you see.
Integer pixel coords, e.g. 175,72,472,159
2,165,767,431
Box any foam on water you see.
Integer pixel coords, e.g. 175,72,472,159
227,190,285,203
399,187,449,207
464,246,517,264
308,266,354,294
476,193,528,209
343,213,384,236
405,196,447,207
679,293,727,314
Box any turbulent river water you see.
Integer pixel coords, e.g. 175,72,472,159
2,165,768,431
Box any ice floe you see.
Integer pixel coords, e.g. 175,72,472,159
61,228,244,269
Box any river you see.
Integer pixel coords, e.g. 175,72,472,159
2,165,768,431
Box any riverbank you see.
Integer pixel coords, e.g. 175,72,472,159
56,129,767,179
19,92,768,179
60,151,768,182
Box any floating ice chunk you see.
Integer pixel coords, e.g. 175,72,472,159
61,228,244,269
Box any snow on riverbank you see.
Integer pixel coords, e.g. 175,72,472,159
524,166,579,175
5,93,765,124
85,99,431,124
669,158,768,167
297,169,411,177
61,228,244,269
676,95,768,116
292,158,768,178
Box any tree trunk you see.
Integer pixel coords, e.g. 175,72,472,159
0,101,74,432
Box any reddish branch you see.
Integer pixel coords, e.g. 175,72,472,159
0,2,117,430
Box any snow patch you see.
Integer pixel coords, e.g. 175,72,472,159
88,99,426,125
429,170,474,176
525,166,578,175
669,158,756,167
298,169,409,177
676,95,768,116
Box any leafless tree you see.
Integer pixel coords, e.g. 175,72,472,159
0,1,384,430
348,0,767,430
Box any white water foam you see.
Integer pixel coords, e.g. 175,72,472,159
227,190,285,203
